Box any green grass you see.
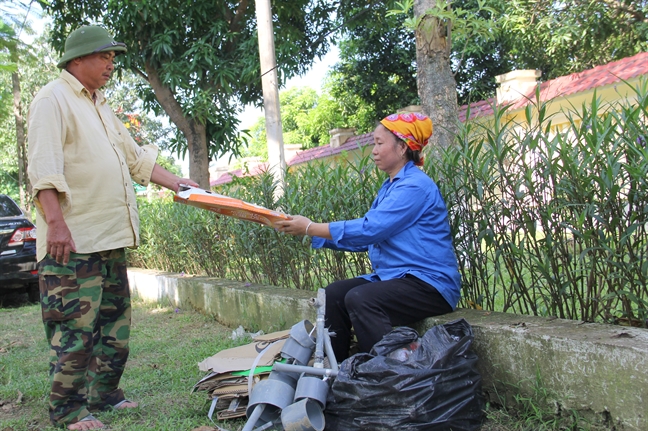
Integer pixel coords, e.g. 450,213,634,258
0,293,250,431
0,293,608,431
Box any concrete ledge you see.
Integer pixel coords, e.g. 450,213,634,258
127,268,648,430
127,268,316,332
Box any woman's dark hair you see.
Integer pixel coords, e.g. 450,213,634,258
405,146,422,165
394,135,422,166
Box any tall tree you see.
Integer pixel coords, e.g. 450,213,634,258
499,0,648,81
333,0,496,148
104,69,183,181
0,20,25,202
41,0,337,188
1,0,39,209
0,26,57,202
333,0,647,112
329,2,420,121
412,0,458,148
0,68,20,198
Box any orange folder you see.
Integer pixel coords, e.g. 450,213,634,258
173,186,289,228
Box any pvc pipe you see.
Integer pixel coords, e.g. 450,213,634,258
273,362,338,378
253,421,274,431
323,330,338,372
242,404,265,431
313,288,326,368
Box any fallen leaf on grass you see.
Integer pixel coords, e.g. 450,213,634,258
0,341,22,353
1,404,14,412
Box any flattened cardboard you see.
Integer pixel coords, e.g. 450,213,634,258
217,405,247,420
211,383,249,396
174,186,289,228
197,330,290,373
252,329,290,342
215,396,248,420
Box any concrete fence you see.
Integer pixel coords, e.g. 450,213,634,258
127,268,647,430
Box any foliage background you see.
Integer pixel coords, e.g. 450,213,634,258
130,85,648,327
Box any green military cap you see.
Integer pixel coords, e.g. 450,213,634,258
57,25,127,69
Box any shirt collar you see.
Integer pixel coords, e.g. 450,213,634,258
59,70,107,105
392,160,414,182
382,161,414,187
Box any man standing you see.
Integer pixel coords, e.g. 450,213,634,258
27,25,198,430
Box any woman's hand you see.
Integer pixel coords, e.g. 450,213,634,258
275,215,312,236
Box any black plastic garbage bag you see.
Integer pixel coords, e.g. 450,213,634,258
325,318,484,430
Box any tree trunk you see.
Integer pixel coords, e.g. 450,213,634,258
413,0,459,148
12,71,31,211
143,62,210,189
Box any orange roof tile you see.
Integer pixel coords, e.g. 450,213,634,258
510,52,648,110
458,97,496,122
286,133,374,166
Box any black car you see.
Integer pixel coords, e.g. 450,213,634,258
0,194,39,302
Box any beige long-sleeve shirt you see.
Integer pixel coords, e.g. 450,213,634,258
28,70,158,261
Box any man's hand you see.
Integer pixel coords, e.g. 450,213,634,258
175,178,199,192
150,164,199,193
46,218,76,265
38,189,77,265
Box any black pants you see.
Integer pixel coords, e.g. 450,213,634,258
325,275,453,362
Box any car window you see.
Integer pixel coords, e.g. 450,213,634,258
0,195,23,217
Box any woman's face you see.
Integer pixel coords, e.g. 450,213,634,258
372,125,407,178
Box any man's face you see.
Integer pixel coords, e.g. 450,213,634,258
73,51,116,92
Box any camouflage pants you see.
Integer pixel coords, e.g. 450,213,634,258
39,249,131,426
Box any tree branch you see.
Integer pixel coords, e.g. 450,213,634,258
600,0,646,23
230,0,249,33
144,60,191,134
132,66,149,82
224,1,249,54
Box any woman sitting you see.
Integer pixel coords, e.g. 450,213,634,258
275,112,461,361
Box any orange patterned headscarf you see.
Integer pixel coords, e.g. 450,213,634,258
380,112,433,166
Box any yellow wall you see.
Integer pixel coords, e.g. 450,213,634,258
499,76,645,131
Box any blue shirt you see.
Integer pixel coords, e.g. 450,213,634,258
311,161,461,309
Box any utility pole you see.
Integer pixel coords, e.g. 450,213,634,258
255,0,286,195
